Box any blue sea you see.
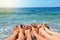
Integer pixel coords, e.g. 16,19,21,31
0,7,60,40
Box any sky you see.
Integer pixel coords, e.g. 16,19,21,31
0,0,60,7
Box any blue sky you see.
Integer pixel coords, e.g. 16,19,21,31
18,0,60,7
0,0,60,7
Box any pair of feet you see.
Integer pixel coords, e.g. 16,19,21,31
38,24,60,40
5,25,32,40
5,24,60,40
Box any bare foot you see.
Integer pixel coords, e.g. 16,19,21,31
39,24,60,40
25,26,32,40
43,24,60,38
5,26,19,40
31,24,38,33
17,24,25,40
32,26,47,40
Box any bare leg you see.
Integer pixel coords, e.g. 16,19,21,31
5,26,19,40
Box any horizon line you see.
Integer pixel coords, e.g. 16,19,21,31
0,6,60,8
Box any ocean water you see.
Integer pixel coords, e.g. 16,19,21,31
0,7,60,40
